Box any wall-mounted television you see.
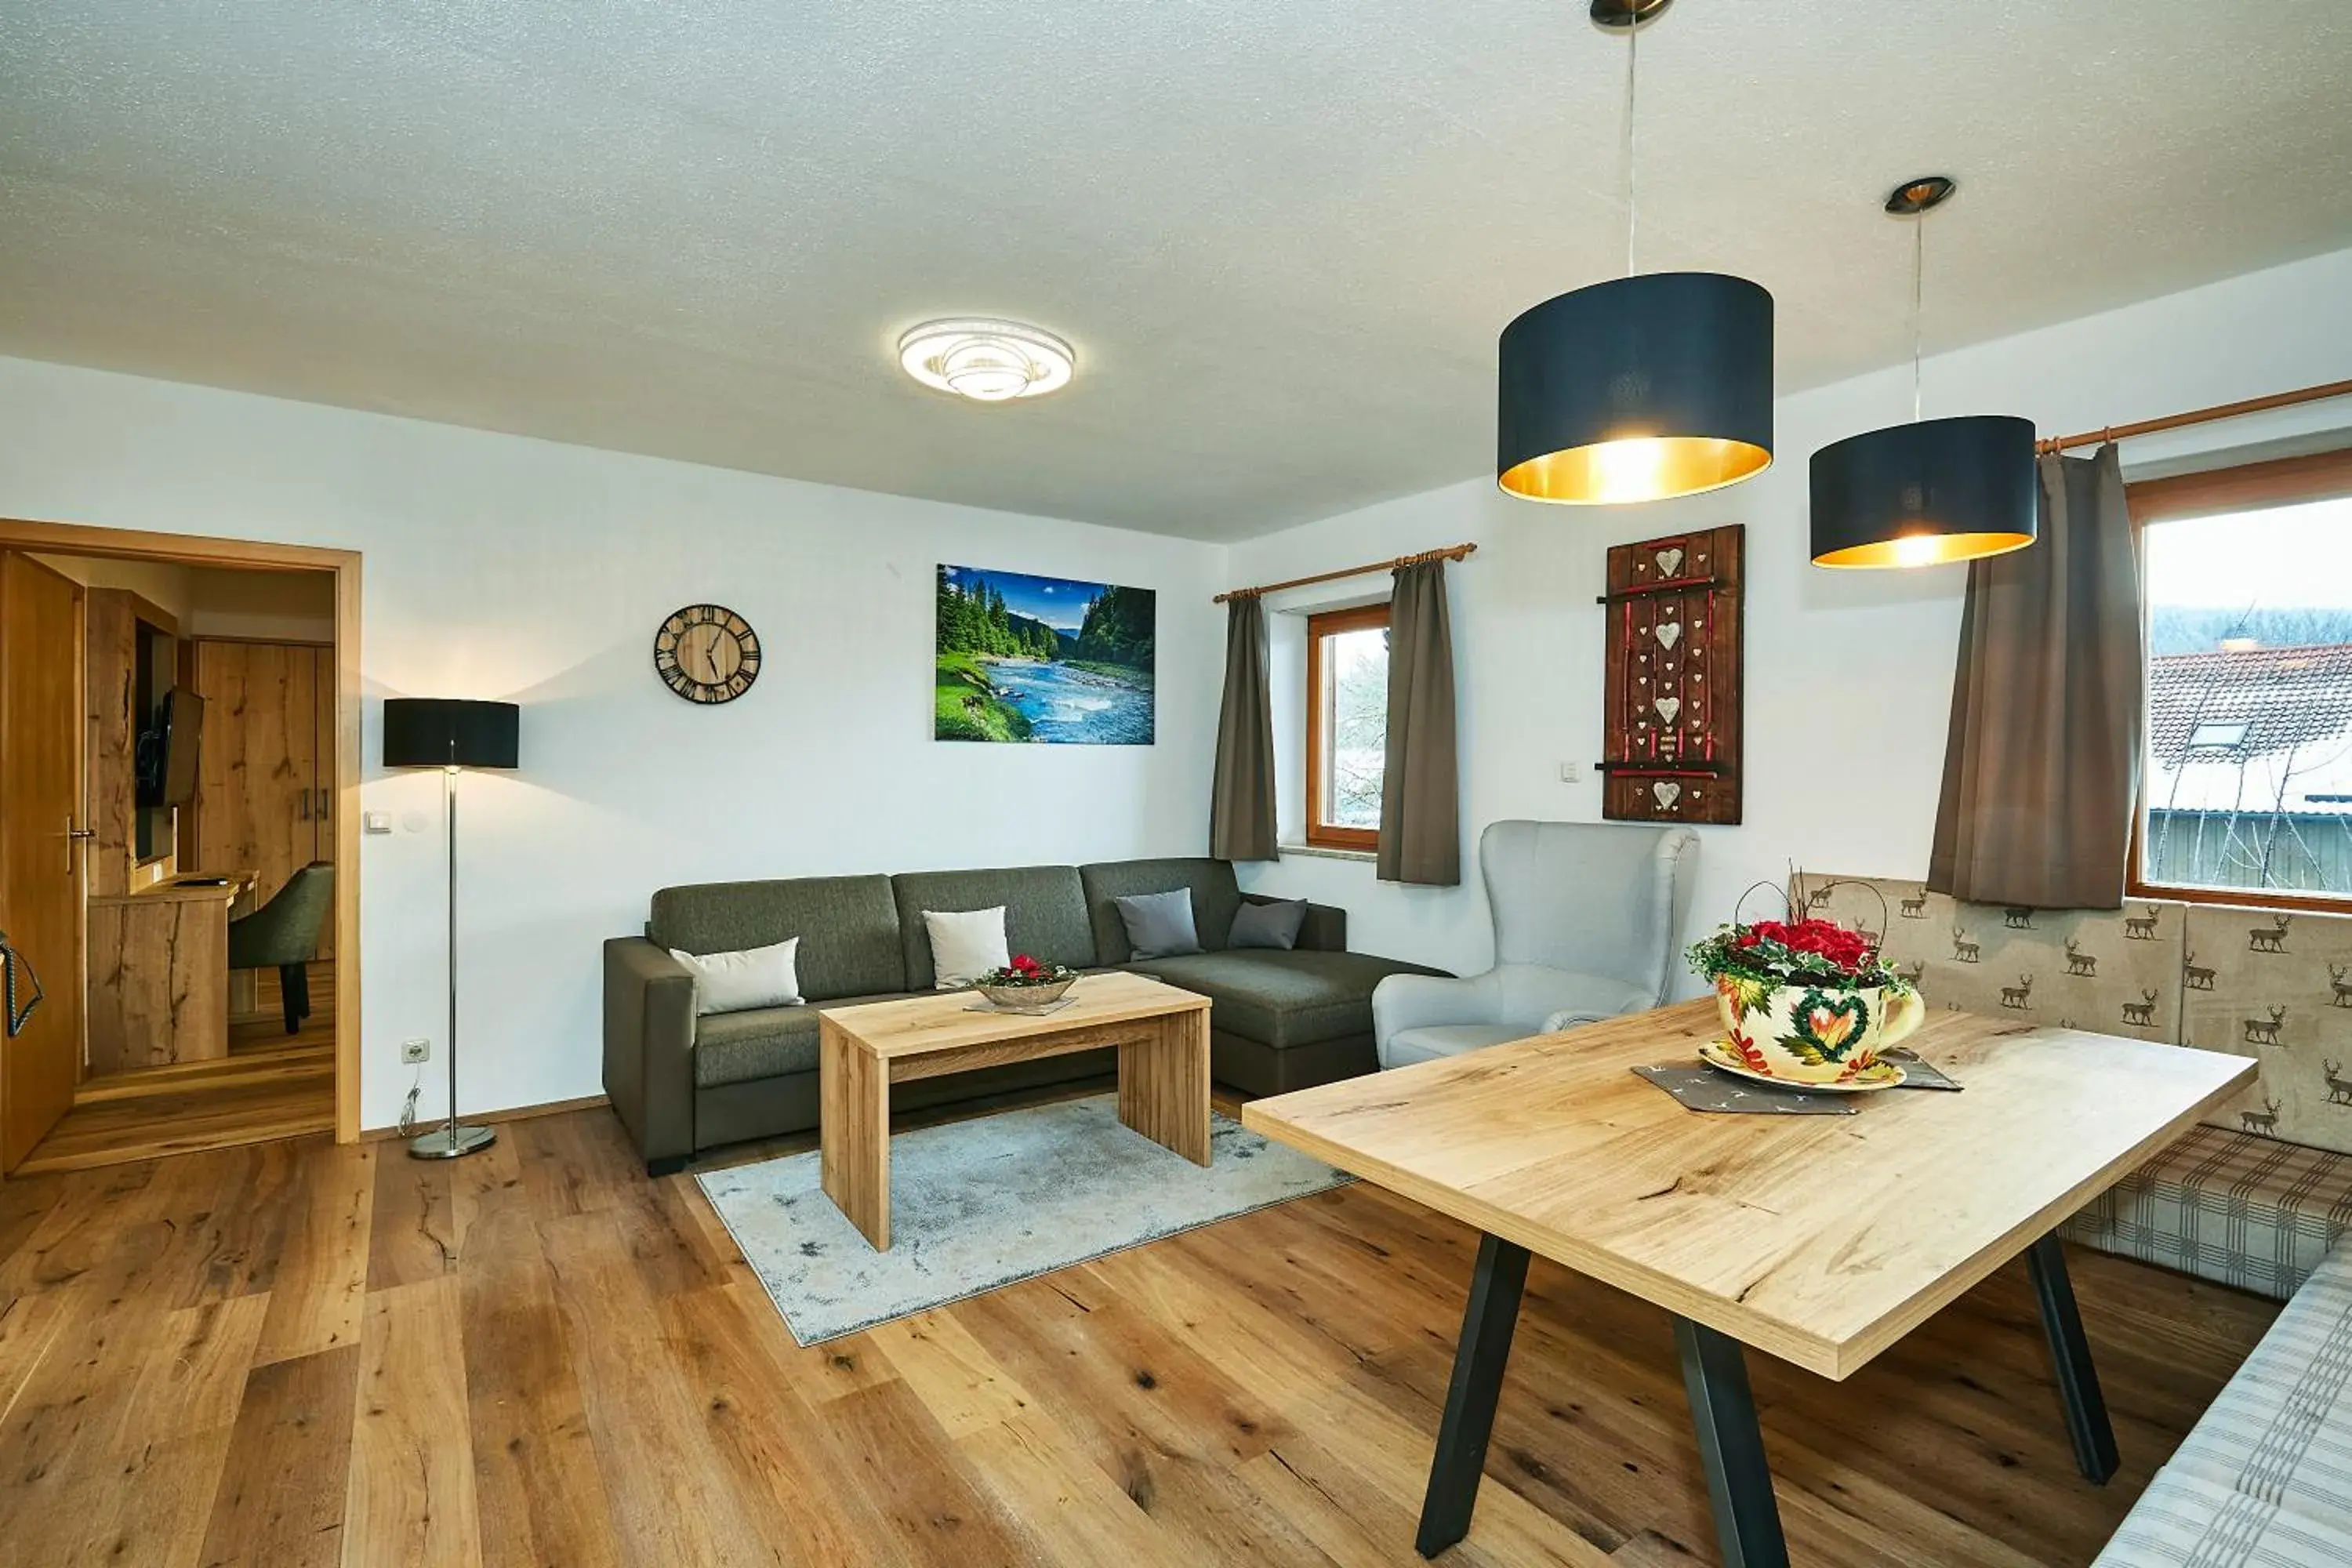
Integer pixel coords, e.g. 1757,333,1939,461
136,688,204,808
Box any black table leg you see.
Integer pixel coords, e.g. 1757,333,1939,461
1675,1316,1789,1568
2027,1232,2119,1483
1414,1232,1530,1558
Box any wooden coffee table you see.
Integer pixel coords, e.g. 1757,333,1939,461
1243,998,2255,1566
818,971,1212,1250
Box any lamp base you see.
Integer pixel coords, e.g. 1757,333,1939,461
408,1123,497,1160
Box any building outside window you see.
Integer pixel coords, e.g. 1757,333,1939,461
2136,452,2352,908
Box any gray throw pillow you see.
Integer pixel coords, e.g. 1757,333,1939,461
1229,898,1308,951
1113,888,1203,961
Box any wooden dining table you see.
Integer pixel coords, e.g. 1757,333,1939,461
1241,997,2255,1566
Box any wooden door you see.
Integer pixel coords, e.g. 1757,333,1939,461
191,640,318,909
1,553,86,1171
309,645,334,960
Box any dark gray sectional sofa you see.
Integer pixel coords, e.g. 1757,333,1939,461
603,856,1444,1174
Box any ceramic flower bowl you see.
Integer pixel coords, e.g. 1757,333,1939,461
1712,975,1926,1086
976,976,1076,1009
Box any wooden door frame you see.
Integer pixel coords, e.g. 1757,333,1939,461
0,517,361,1144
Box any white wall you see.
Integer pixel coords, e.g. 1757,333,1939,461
1230,245,2352,982
0,358,1225,1129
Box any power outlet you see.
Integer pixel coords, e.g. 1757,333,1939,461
401,1038,431,1065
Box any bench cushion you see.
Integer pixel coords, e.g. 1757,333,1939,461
891,866,1097,989
2094,1245,2352,1564
2065,1123,2352,1301
1125,949,1445,1051
651,875,905,1002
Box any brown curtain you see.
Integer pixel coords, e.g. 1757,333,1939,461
1377,559,1461,885
1928,444,2142,909
1209,594,1278,861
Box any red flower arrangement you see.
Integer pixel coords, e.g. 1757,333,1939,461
1690,914,1904,990
981,953,1075,989
1734,919,1874,972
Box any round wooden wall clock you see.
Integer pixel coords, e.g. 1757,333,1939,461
654,604,761,704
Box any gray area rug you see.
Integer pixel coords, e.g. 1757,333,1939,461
696,1093,1348,1345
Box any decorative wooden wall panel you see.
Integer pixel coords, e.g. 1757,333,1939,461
1599,524,1744,826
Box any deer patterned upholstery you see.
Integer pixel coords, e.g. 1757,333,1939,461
1802,876,2352,1158
1803,874,2352,1303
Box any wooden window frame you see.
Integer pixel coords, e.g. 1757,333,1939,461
2125,445,2352,916
1304,604,1390,851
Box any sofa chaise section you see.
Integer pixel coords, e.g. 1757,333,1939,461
1080,858,1446,1097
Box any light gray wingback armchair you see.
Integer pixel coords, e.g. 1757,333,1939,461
1372,819,1700,1069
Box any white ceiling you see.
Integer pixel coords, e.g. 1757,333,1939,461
5,2,2350,542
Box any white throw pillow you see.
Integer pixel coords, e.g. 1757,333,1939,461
670,938,800,1017
924,906,1010,989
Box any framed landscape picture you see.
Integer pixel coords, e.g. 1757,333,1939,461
935,564,1156,744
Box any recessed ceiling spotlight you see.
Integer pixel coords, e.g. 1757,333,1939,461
896,319,1075,403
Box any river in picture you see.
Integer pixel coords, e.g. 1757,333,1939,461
980,656,1155,745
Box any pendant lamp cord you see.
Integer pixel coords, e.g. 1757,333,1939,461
1623,10,1639,278
1910,210,1925,423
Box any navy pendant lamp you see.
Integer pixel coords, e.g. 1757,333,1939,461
1809,177,2038,568
1497,0,1775,506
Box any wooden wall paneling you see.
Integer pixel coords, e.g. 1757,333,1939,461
85,590,138,899
192,640,318,910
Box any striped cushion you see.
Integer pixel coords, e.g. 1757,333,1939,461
2094,1247,2352,1565
2065,1126,2352,1301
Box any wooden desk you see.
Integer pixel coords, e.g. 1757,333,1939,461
818,972,1211,1250
1242,999,2255,1566
86,869,259,1076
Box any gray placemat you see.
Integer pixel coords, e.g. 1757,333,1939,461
1634,1065,1858,1115
1881,1049,1962,1091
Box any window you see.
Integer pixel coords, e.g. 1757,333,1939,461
1305,604,1389,850
2132,448,2352,910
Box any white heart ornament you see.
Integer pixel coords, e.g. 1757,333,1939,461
1654,622,1682,650
1655,547,1684,576
1654,696,1682,723
1652,781,1682,810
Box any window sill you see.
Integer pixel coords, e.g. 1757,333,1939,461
1280,841,1378,865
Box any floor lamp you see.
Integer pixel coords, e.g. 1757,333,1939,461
383,698,519,1160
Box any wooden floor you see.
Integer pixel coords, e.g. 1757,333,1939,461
0,1094,2278,1567
13,964,335,1175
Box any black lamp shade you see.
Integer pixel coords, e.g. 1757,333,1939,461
1497,271,1775,504
383,699,519,770
1809,414,2038,568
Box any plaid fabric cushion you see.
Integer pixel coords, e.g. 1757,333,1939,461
2064,1125,2352,1302
2092,1247,2352,1566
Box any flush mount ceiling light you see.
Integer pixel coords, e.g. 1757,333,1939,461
1809,177,2038,568
896,318,1075,403
1497,0,1775,506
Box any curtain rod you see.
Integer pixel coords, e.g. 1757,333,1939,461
1214,543,1476,604
2036,377,2352,456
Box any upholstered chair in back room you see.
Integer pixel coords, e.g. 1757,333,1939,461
1372,819,1698,1069
227,862,335,1033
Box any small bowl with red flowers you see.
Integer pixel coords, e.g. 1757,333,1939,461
975,955,1078,1011
1686,917,1923,1088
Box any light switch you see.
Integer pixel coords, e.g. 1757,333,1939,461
1558,761,1582,782
363,811,393,834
